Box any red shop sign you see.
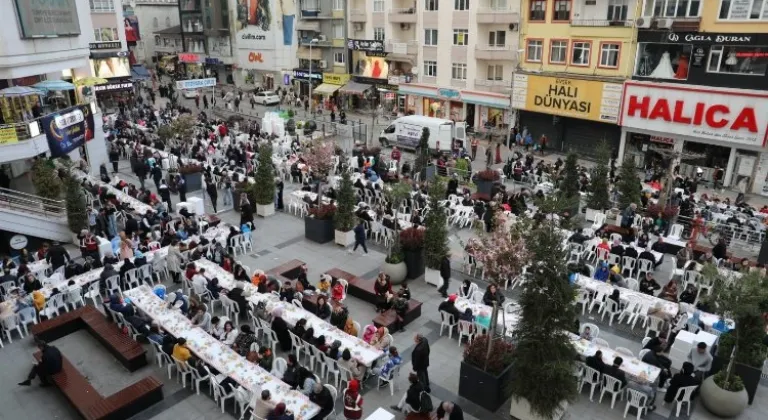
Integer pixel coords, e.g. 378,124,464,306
178,53,201,63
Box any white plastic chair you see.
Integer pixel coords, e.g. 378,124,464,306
172,357,194,389
579,365,601,401
624,387,648,419
645,315,666,338
352,321,361,338
17,306,38,336
668,223,684,240
625,278,639,292
67,287,85,310
124,268,142,289
234,386,252,420
1,314,24,342
376,364,401,396
638,349,651,360
580,322,600,340
615,347,635,358
576,289,591,315
104,275,122,296
138,264,154,286
212,381,236,413
594,338,611,348
439,311,458,339
592,212,606,231
674,385,698,416
190,362,212,395
621,256,637,278
636,258,655,279
599,374,625,408
271,357,288,379
324,384,338,418
601,299,621,326
457,320,476,346
152,342,173,370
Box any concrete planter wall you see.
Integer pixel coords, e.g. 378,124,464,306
382,261,407,285
335,229,355,247
458,360,514,412
425,268,441,287
256,203,275,217
700,375,749,417
304,217,334,244
183,171,203,191
475,179,494,196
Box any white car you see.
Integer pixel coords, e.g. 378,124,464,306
254,91,280,106
182,89,198,99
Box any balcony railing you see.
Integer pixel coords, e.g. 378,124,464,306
0,104,94,142
388,8,417,23
349,8,367,22
570,19,631,27
0,187,66,219
477,7,519,24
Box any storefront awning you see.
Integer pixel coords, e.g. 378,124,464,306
340,81,373,95
131,65,151,81
313,83,341,95
385,54,414,65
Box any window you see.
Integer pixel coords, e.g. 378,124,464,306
455,0,469,10
487,64,504,80
373,27,385,41
491,0,508,9
426,0,439,10
607,0,629,21
153,17,159,29
424,29,438,46
634,42,693,79
526,39,543,62
530,0,546,20
453,29,469,46
89,0,114,12
707,45,768,75
333,0,344,10
373,0,385,12
334,51,346,64
93,28,119,42
570,41,591,66
332,23,343,39
166,17,172,27
719,0,767,20
549,40,568,63
424,60,438,77
488,31,506,47
599,42,621,68
452,63,467,80
643,0,701,18
552,0,571,21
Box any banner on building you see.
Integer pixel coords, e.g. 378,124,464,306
235,0,295,48
0,127,18,145
512,74,622,123
176,78,217,90
41,105,95,157
13,0,81,38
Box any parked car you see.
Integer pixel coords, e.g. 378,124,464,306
254,91,280,106
182,89,198,99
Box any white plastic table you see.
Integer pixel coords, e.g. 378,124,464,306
364,407,396,420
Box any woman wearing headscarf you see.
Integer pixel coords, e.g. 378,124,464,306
271,306,293,352
369,327,391,350
343,317,358,337
266,402,294,420
343,379,364,419
361,325,377,344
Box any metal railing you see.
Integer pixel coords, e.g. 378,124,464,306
0,104,92,142
570,19,632,27
389,8,416,14
476,44,512,51
0,187,67,219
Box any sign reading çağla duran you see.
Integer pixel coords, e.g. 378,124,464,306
665,32,753,44
347,39,385,53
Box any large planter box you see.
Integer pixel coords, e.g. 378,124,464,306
335,229,355,247
403,249,425,281
256,203,275,217
183,171,203,191
475,179,494,197
458,360,513,412
584,208,600,222
425,268,441,287
711,356,762,405
382,261,407,285
509,397,568,420
304,217,334,244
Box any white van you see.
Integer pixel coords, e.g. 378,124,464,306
378,115,466,152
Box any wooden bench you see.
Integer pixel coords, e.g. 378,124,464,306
34,352,163,420
31,306,148,372
325,268,423,329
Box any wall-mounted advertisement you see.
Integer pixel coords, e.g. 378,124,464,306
90,57,131,79
235,0,295,48
124,15,140,42
42,105,95,158
237,49,275,70
13,0,82,38
354,54,389,79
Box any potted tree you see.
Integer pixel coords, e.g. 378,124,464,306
61,161,88,241
508,197,578,420
302,138,335,191
698,265,768,416
333,167,356,247
584,141,612,221
400,227,425,280
617,157,642,211
473,169,500,197
31,158,62,208
413,127,435,181
558,153,581,218
252,143,276,217
424,178,449,287
305,203,337,243
458,334,515,411
382,182,412,284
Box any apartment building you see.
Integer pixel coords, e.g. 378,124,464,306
619,0,768,196
122,0,180,66
348,0,519,129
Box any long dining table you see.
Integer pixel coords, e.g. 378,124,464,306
569,332,661,383
124,285,320,420
574,274,679,320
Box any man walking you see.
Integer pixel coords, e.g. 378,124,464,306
412,334,431,393
206,179,218,213
470,137,478,161
350,220,368,255
438,255,451,298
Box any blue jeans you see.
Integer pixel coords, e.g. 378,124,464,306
223,188,232,206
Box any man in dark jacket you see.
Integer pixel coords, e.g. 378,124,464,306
45,241,71,271
436,401,464,420
438,255,451,298
391,373,423,413
438,294,461,324
151,165,163,190
308,382,335,419
351,220,367,254
411,334,431,393
664,362,701,403
19,340,63,386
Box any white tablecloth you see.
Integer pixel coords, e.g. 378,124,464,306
73,170,154,215
575,274,679,319
570,333,661,383
124,286,319,420
585,238,663,265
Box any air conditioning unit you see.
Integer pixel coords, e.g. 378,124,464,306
656,18,673,29
508,23,517,31
636,17,652,28
400,23,411,29
319,60,328,68
317,35,327,41
354,23,363,31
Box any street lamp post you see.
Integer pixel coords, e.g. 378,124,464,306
308,38,318,117
506,49,524,149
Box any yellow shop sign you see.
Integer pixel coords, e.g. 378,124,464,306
322,73,350,85
512,74,622,123
0,127,18,145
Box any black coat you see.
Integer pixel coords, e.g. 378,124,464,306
271,317,292,352
405,382,424,410
40,345,63,375
440,257,451,279
411,339,430,370
46,245,71,269
436,403,464,420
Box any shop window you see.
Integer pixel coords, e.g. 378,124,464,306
452,63,467,80
607,0,629,21
488,31,506,47
334,51,346,65
549,40,568,64
426,0,439,11
643,0,701,18
455,0,469,10
89,0,114,12
530,0,546,21
424,60,438,77
373,27,385,41
487,64,504,80
526,39,543,62
570,41,591,66
373,0,385,12
707,45,768,76
552,0,571,21
453,29,469,46
155,36,161,46
599,43,621,68
719,0,767,20
634,42,692,80
424,29,438,46
93,28,119,42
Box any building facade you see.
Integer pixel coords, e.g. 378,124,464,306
123,0,180,66
619,0,768,195
291,0,346,97
514,0,638,157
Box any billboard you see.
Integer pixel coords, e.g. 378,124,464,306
90,57,131,79
13,0,82,38
124,15,140,42
42,105,95,158
236,49,275,70
234,0,295,48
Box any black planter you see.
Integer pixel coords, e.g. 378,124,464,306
304,217,334,244
475,179,494,196
403,248,425,280
183,171,203,191
458,360,514,412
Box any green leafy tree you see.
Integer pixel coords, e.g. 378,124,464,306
384,181,412,263
556,152,580,214
424,178,449,269
509,196,578,418
586,141,612,211
250,143,275,205
63,167,88,234
171,114,197,144
413,127,431,178
333,165,356,232
617,157,642,210
31,158,62,200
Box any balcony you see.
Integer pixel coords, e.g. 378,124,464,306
388,8,417,23
349,9,367,22
475,79,511,94
570,19,631,27
475,44,514,61
477,7,519,24
299,38,333,47
386,40,419,56
300,9,333,19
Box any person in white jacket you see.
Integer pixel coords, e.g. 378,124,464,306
220,321,239,346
